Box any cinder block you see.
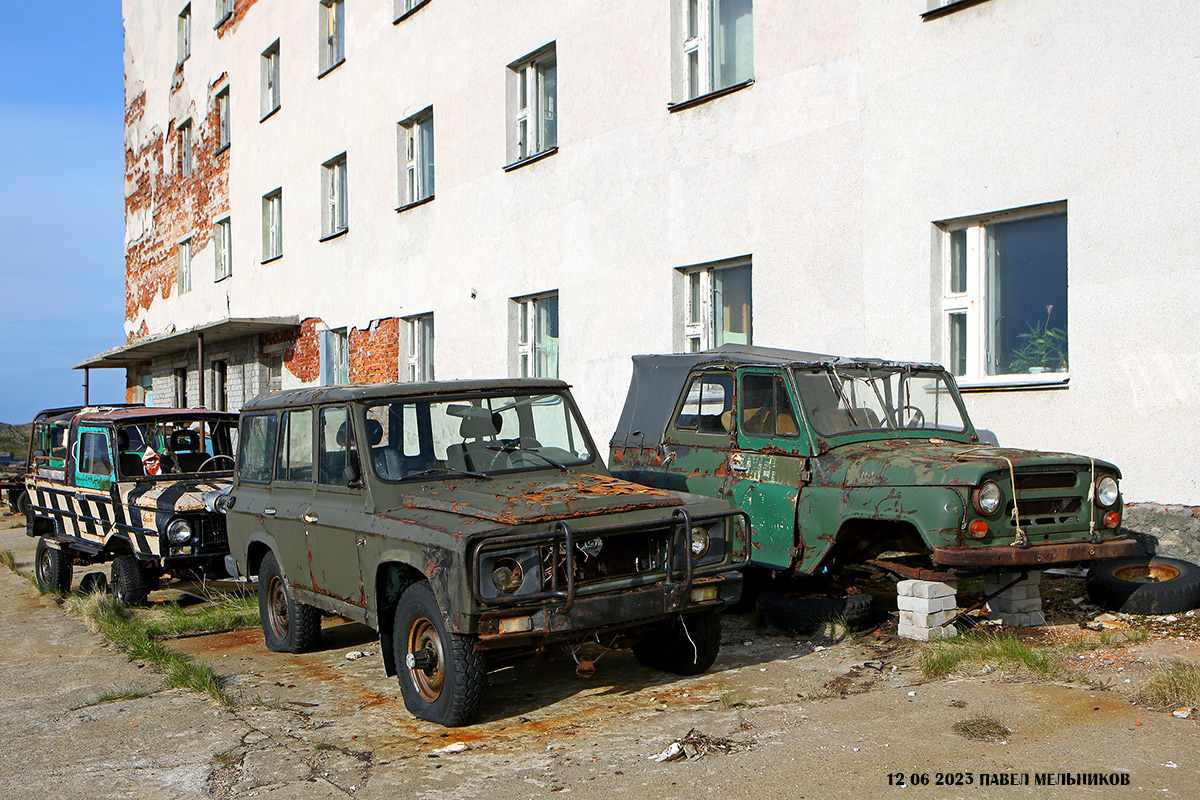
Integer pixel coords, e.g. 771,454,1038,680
1026,611,1046,627
991,613,1033,627
897,579,957,599
897,623,959,641
897,594,956,614
985,571,1042,593
901,609,957,628
987,597,1043,615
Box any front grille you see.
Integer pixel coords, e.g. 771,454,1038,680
545,528,671,586
1013,471,1077,491
1006,497,1083,527
200,517,228,549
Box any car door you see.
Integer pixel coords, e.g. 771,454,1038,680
303,404,367,606
72,425,118,548
269,408,317,585
659,369,737,498
729,369,814,570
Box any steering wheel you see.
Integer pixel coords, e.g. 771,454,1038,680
897,405,926,428
198,454,236,471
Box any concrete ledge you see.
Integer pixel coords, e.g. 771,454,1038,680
1123,503,1200,565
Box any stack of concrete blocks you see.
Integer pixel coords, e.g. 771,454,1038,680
985,572,1045,627
896,579,959,640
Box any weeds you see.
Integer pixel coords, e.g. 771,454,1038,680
70,594,236,706
921,630,1065,680
1,548,40,591
72,684,155,710
1133,662,1200,710
142,596,260,639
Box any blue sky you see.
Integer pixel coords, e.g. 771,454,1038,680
0,3,128,424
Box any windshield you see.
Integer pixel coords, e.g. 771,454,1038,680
116,417,237,478
791,366,968,435
364,392,595,481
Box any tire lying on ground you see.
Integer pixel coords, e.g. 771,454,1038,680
755,591,874,634
1086,556,1200,615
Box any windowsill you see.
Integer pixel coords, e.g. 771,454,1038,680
394,0,432,24
319,228,348,242
396,195,434,213
317,58,345,80
215,142,230,157
503,147,559,172
260,106,281,123
957,373,1070,392
214,11,232,29
921,0,992,21
261,255,283,265
668,78,754,113
214,273,231,284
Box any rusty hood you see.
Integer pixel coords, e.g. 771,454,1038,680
397,472,683,525
818,439,1120,488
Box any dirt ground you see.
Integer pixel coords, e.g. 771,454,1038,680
2,512,1198,800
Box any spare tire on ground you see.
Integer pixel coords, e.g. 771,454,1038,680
756,591,874,634
1086,556,1200,615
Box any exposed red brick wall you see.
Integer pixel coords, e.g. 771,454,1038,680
217,0,263,40
349,318,400,383
124,74,231,340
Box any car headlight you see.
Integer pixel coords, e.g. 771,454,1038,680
689,526,710,557
491,557,524,594
973,481,1002,516
1094,475,1119,508
166,518,194,544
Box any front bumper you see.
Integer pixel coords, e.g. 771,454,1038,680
933,538,1140,568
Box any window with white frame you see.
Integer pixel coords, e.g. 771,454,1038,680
178,4,191,65
265,353,284,392
515,293,559,378
508,45,557,163
321,328,349,385
398,108,434,207
319,0,345,75
176,238,192,294
215,0,233,26
679,0,753,101
680,259,751,352
941,204,1068,381
214,218,232,280
405,314,434,382
177,119,193,176
262,189,282,261
261,40,281,118
216,87,230,150
321,154,348,237
394,0,429,22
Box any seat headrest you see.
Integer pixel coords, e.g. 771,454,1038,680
169,429,200,451
366,418,385,446
116,428,130,451
336,421,352,447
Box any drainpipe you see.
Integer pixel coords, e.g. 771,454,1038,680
197,332,206,408
83,368,90,406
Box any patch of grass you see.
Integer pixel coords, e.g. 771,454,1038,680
70,594,235,706
72,684,156,710
0,549,16,572
1134,662,1200,710
1,548,43,592
921,629,1064,680
143,595,260,639
313,741,338,751
212,748,242,767
1062,628,1150,653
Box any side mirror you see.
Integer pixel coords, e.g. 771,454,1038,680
32,449,45,459
343,463,362,488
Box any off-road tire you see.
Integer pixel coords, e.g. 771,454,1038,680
756,591,874,634
1086,556,1200,615
17,490,31,521
111,554,150,606
258,552,321,653
633,609,721,675
393,581,487,727
34,538,72,593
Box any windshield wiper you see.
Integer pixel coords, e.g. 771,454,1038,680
403,467,491,481
485,444,569,471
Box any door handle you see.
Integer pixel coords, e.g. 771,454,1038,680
263,507,277,516
302,512,319,524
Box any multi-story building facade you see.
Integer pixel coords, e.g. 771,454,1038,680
85,0,1200,507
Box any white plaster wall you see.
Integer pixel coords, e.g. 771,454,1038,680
859,0,1200,504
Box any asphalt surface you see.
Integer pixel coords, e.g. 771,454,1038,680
2,512,1198,799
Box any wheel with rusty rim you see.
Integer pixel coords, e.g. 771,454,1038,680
1086,556,1200,615
393,581,486,726
257,551,321,653
111,554,149,606
34,538,72,594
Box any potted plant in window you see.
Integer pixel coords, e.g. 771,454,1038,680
1009,305,1068,374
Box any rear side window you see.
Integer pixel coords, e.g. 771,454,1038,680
740,373,799,438
276,409,314,483
674,371,734,434
238,413,278,483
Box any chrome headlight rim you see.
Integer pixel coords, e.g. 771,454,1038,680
1094,475,1119,508
165,517,194,544
973,480,1003,517
689,525,711,558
